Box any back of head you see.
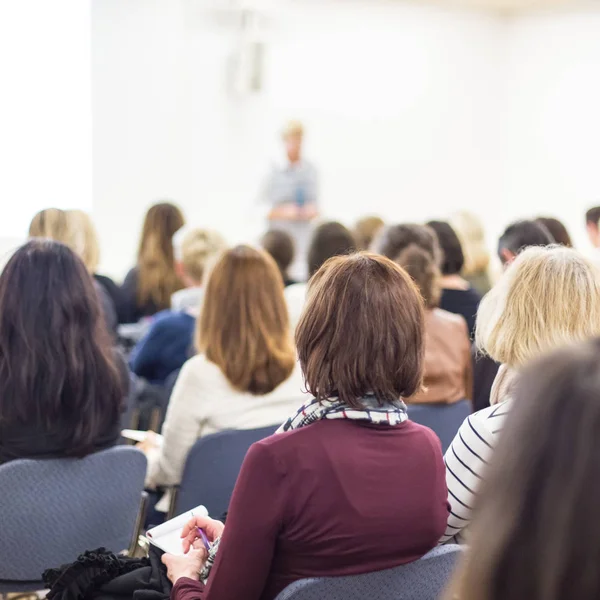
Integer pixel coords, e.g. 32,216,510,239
426,220,465,276
137,202,185,309
297,252,425,407
197,245,295,395
307,221,356,278
476,245,600,367
535,217,573,247
0,240,123,455
66,209,101,273
498,220,555,264
450,339,600,600
260,229,295,278
353,216,385,250
449,211,489,276
395,244,441,309
175,228,227,284
585,206,600,227
373,223,441,266
29,208,74,246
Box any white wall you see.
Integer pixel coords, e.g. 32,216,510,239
504,8,600,251
0,0,92,258
91,0,505,278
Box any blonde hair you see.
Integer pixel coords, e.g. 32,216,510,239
29,208,73,245
175,228,227,284
476,246,600,367
450,211,490,276
66,210,100,273
137,202,185,311
354,216,385,250
282,120,304,139
196,245,295,395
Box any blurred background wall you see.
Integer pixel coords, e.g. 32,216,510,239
3,0,600,276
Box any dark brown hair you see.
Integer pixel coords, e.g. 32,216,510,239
0,240,124,456
447,338,600,600
426,220,465,275
373,223,441,267
261,229,295,279
395,244,441,308
536,217,573,247
196,245,295,395
307,221,356,278
585,206,600,226
137,202,185,310
296,252,425,408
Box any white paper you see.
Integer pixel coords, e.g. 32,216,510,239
146,505,209,555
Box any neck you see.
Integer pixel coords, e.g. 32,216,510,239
439,274,470,290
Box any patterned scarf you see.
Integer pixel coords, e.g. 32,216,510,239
199,395,407,582
277,395,409,433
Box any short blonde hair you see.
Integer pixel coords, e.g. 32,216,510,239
176,228,227,284
66,210,100,273
476,246,600,367
282,120,304,139
450,211,490,276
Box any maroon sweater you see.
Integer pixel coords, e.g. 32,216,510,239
172,419,449,600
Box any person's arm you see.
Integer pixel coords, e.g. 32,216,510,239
172,441,287,600
440,411,496,543
145,359,203,488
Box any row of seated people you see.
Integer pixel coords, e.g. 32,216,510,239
3,206,600,599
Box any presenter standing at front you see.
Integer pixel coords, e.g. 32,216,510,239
263,121,318,281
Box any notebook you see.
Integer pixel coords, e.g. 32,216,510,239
146,505,209,555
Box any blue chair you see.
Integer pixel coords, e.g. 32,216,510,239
407,400,472,453
0,446,148,593
170,425,279,519
275,545,462,600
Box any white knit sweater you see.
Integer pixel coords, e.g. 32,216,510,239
146,354,308,488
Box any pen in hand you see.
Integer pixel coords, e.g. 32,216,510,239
196,527,212,553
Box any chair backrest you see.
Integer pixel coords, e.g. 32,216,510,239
275,545,462,600
0,446,147,583
175,425,278,518
407,400,472,453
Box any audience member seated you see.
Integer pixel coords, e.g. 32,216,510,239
442,245,600,543
143,245,307,490
395,244,472,404
29,208,118,334
449,211,492,296
285,221,356,328
353,215,384,250
427,220,482,339
0,240,128,464
260,229,297,286
497,219,554,267
535,216,573,247
160,253,449,600
446,340,600,600
130,228,226,385
68,209,127,323
585,205,600,263
120,202,185,323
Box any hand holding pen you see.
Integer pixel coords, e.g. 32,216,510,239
180,515,225,554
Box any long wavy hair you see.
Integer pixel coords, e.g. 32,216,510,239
196,245,295,395
136,202,185,310
0,240,125,456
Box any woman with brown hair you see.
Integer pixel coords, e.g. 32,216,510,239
446,339,600,600
159,253,449,600
0,240,127,463
395,241,472,407
144,245,306,489
120,202,185,323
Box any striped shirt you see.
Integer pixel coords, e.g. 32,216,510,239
440,399,512,543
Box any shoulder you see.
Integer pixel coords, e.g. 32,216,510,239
457,400,511,446
178,354,227,387
431,308,469,330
